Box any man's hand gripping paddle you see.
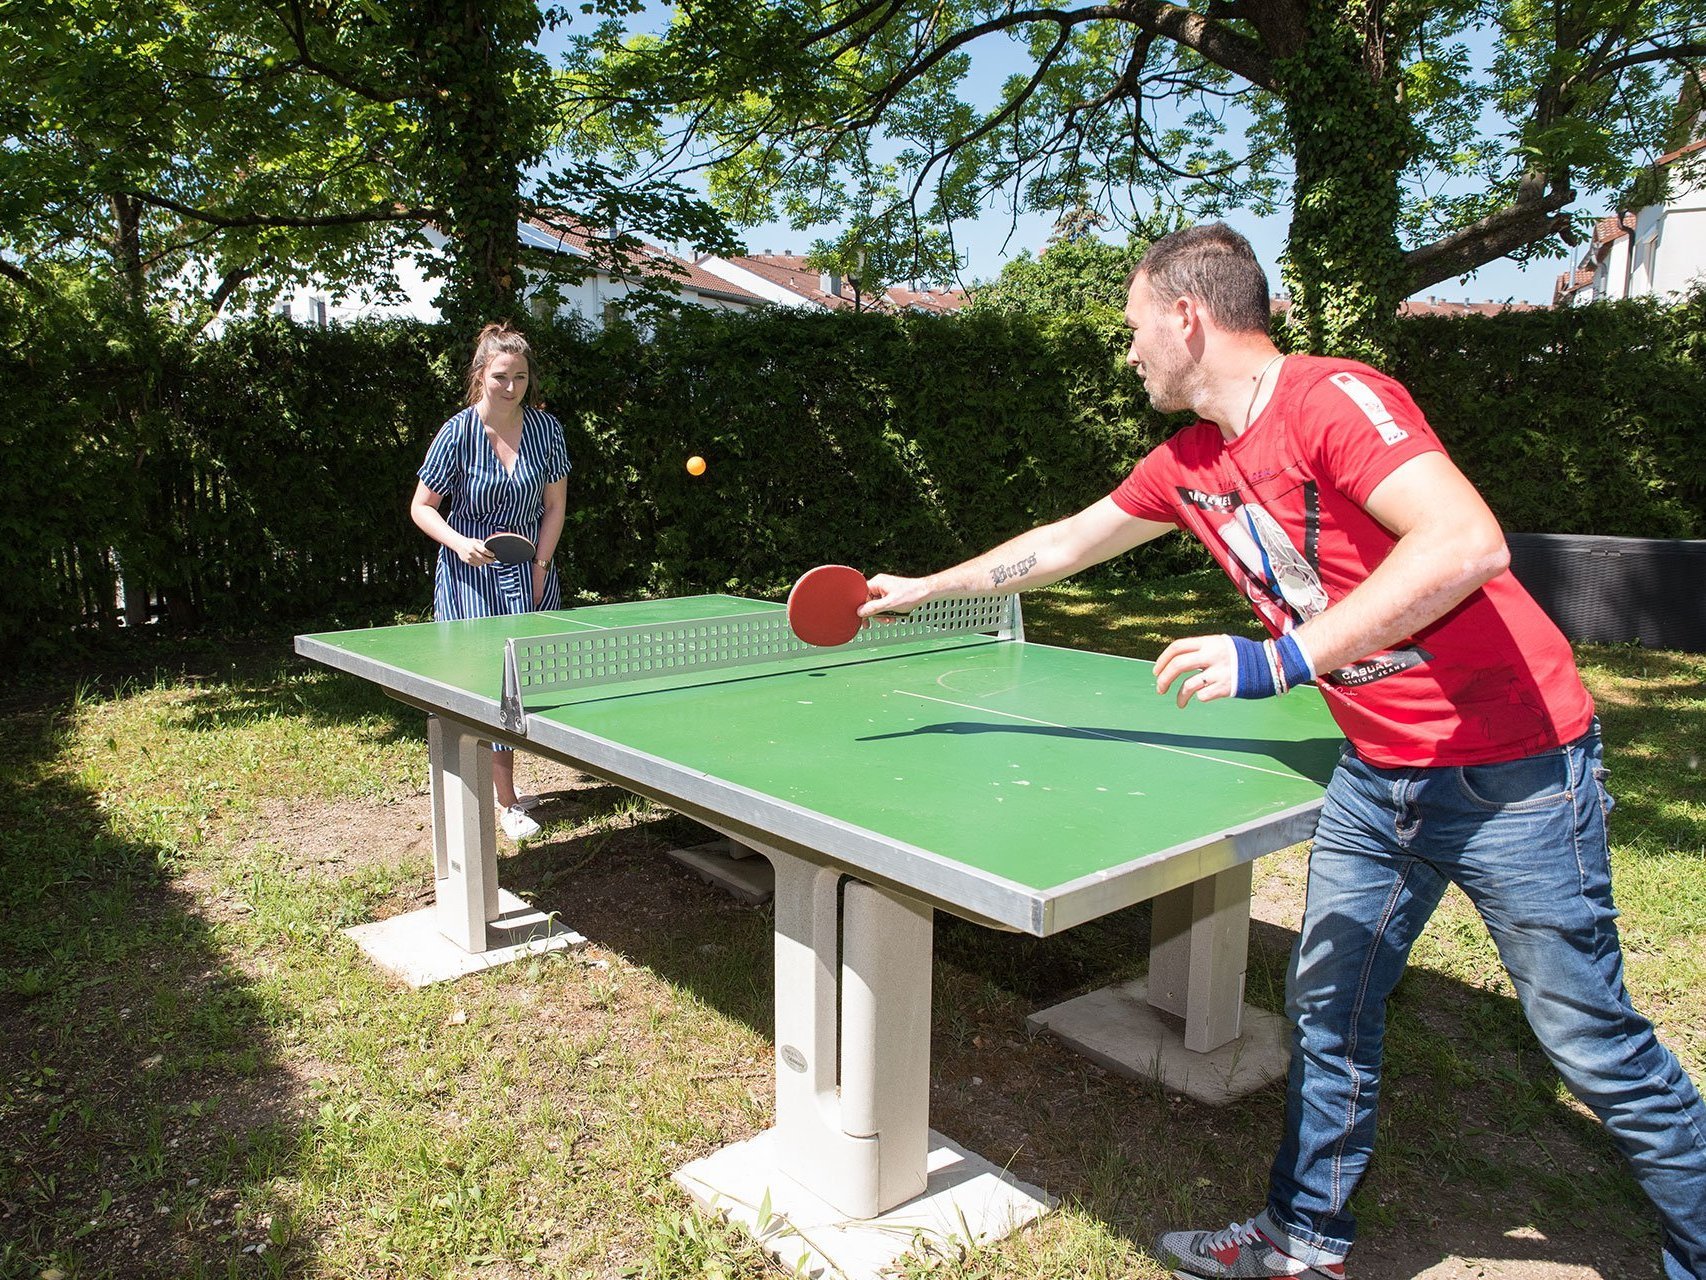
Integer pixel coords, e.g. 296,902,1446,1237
786,564,879,647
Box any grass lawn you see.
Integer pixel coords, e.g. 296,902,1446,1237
1,571,1701,1280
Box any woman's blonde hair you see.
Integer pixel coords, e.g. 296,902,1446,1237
464,322,539,406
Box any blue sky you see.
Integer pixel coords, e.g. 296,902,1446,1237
734,204,1573,305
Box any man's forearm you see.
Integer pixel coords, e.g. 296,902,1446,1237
1293,529,1508,674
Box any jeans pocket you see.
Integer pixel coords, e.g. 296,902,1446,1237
1455,751,1572,811
1592,764,1616,819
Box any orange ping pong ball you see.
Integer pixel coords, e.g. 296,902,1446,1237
685,455,707,476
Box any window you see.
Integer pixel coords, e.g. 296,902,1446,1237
1634,234,1658,294
309,297,328,327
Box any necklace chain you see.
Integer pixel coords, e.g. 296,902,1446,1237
1243,353,1284,432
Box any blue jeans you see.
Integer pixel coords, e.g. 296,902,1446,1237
1254,721,1706,1279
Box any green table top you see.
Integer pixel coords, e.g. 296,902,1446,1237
298,595,1343,933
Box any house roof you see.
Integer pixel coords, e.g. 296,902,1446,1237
1398,297,1541,317
1656,136,1706,167
1552,266,1598,306
1269,293,1539,318
718,252,860,309
886,284,970,314
700,251,972,314
522,216,768,306
1593,215,1632,246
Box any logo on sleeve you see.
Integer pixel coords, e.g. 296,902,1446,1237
1328,372,1408,445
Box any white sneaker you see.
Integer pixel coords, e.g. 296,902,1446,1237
498,805,540,840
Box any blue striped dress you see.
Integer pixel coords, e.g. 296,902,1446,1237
418,405,572,622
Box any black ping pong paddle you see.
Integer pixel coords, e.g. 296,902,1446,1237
484,531,536,564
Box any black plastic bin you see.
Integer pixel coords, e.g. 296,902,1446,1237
1505,533,1706,653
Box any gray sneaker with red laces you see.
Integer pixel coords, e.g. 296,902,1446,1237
1158,1217,1347,1279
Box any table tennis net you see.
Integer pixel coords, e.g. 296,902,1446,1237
499,594,1022,733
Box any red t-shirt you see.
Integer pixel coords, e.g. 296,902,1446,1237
1110,355,1593,767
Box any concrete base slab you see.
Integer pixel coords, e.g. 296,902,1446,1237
673,1128,1055,1280
1027,978,1290,1105
344,889,586,988
669,840,775,905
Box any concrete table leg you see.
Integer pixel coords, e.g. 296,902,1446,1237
675,843,1053,1279
341,714,583,987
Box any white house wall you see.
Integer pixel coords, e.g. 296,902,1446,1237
1581,157,1706,303
1649,162,1706,298
200,223,759,333
526,270,608,325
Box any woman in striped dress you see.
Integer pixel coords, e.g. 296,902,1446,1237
409,323,570,840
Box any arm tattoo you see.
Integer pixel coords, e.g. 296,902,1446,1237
989,553,1037,588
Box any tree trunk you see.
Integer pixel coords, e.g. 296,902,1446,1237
109,193,147,317
411,0,541,333
1275,3,1410,364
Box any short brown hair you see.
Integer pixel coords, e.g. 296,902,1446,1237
1129,224,1271,333
465,322,539,406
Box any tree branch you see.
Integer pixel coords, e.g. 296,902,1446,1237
825,0,1271,133
125,191,443,229
1402,175,1576,291
807,0,907,48
262,0,420,104
904,30,1074,207
0,257,45,295
207,264,262,316
1590,41,1706,80
1119,0,1275,86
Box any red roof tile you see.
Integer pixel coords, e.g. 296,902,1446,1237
719,253,868,309
1593,215,1632,245
1657,136,1706,167
886,285,970,314
1398,297,1540,317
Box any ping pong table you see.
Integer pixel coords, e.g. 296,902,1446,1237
296,593,1341,1272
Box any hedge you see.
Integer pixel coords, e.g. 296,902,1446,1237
2,292,1701,658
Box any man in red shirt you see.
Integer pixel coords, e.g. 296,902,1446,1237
861,224,1706,1279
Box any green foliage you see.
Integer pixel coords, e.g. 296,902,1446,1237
539,306,1189,597
1273,12,1412,361
0,0,440,317
0,0,735,329
1392,295,1706,537
967,233,1154,322
4,291,1703,655
568,0,1703,356
403,0,557,329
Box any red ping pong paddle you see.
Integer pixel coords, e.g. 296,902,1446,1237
787,564,874,646
484,531,536,564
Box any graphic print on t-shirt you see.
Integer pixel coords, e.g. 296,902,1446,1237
1328,372,1410,446
1179,482,1430,688
1221,502,1330,619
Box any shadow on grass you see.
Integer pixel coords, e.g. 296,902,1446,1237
80,605,1685,1280
493,804,1666,1278
0,683,313,1279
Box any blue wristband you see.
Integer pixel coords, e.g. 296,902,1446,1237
1273,632,1315,692
1229,636,1276,698
1229,633,1315,699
